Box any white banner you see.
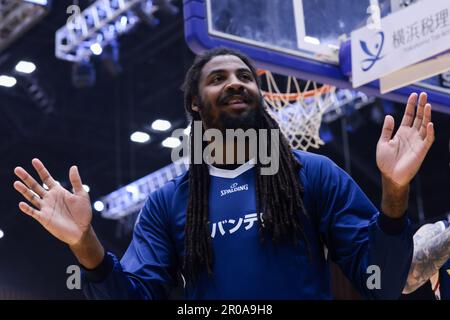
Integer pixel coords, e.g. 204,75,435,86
351,0,450,88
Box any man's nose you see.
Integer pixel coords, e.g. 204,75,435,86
224,75,244,92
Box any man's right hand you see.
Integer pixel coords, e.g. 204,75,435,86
13,158,92,246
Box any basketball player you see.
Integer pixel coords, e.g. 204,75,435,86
13,48,435,299
403,219,450,300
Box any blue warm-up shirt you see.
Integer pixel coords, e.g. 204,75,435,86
83,150,413,299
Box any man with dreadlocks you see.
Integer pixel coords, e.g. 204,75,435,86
14,48,435,299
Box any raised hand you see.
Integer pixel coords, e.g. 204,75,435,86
376,92,435,188
13,158,92,246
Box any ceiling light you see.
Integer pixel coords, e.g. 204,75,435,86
151,119,171,131
162,137,181,149
130,131,150,143
93,201,104,212
15,61,36,74
0,75,17,88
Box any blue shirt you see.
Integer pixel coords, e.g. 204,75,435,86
83,150,413,299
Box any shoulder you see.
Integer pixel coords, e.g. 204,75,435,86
140,171,189,224
154,171,189,200
292,149,339,171
291,150,373,209
291,149,345,183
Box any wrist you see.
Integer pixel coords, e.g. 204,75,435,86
69,225,105,269
381,174,409,192
381,175,409,218
70,225,94,249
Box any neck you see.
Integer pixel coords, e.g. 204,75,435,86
192,120,261,167
206,137,252,166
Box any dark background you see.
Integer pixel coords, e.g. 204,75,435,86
0,0,448,299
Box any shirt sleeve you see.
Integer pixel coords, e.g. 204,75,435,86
312,155,413,299
82,188,178,300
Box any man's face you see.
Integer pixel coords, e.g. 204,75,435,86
194,55,263,131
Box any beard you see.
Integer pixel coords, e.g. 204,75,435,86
199,90,265,132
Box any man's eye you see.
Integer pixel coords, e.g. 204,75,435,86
212,75,223,83
240,73,252,80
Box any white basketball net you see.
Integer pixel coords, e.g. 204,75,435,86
261,70,337,151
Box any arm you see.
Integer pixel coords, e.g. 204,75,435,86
319,92,435,299
82,191,179,299
70,226,105,269
403,221,450,294
316,156,413,300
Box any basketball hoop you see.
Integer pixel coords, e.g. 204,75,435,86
258,69,338,151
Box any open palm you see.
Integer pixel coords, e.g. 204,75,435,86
13,159,92,246
376,92,435,187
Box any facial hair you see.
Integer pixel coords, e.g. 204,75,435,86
199,90,265,132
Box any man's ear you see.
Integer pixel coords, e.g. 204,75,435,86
191,96,200,112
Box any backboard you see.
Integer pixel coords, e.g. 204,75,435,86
184,0,450,113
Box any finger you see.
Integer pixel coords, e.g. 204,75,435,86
13,166,46,197
423,122,435,149
379,115,395,143
400,92,418,127
18,201,43,223
413,92,427,129
419,103,432,139
69,165,85,195
31,158,57,189
13,181,42,209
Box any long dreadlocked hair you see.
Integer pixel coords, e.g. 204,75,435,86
181,47,310,281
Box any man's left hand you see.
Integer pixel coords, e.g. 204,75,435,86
377,92,435,188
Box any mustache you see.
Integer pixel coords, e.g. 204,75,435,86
217,89,256,106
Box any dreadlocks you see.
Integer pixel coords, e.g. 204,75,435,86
181,47,310,281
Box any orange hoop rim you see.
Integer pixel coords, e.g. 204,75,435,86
258,69,335,101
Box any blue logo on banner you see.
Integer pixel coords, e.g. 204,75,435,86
360,31,385,72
